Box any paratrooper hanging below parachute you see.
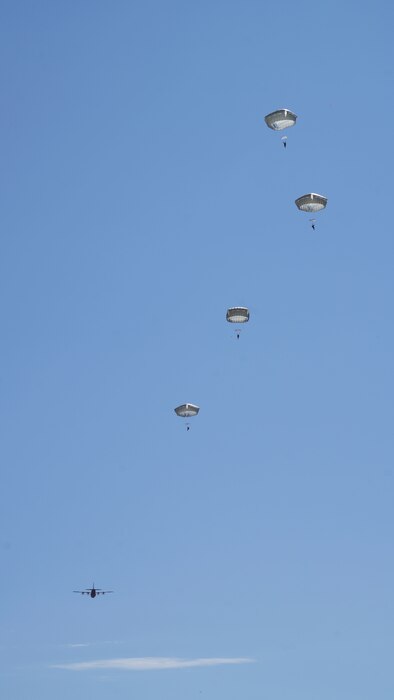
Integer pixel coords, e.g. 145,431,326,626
295,194,327,229
174,403,200,431
226,307,250,339
265,109,297,148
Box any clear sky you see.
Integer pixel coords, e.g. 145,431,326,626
1,1,394,698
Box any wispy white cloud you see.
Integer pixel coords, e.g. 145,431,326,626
53,656,254,672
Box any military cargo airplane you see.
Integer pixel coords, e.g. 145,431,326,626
73,584,113,598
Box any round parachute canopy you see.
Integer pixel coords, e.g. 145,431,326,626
265,108,297,131
174,403,200,418
295,193,328,213
226,307,250,324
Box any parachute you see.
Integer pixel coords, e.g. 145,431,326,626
226,307,250,324
226,307,250,339
295,193,327,213
174,404,200,430
265,109,297,131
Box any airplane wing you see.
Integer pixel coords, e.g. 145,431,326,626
96,590,113,595
73,590,89,594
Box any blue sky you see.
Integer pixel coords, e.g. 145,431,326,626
1,1,394,698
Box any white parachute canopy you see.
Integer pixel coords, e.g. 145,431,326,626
295,193,328,213
226,307,250,324
265,108,297,131
174,403,200,418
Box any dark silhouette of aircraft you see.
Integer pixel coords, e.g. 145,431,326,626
73,583,113,598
